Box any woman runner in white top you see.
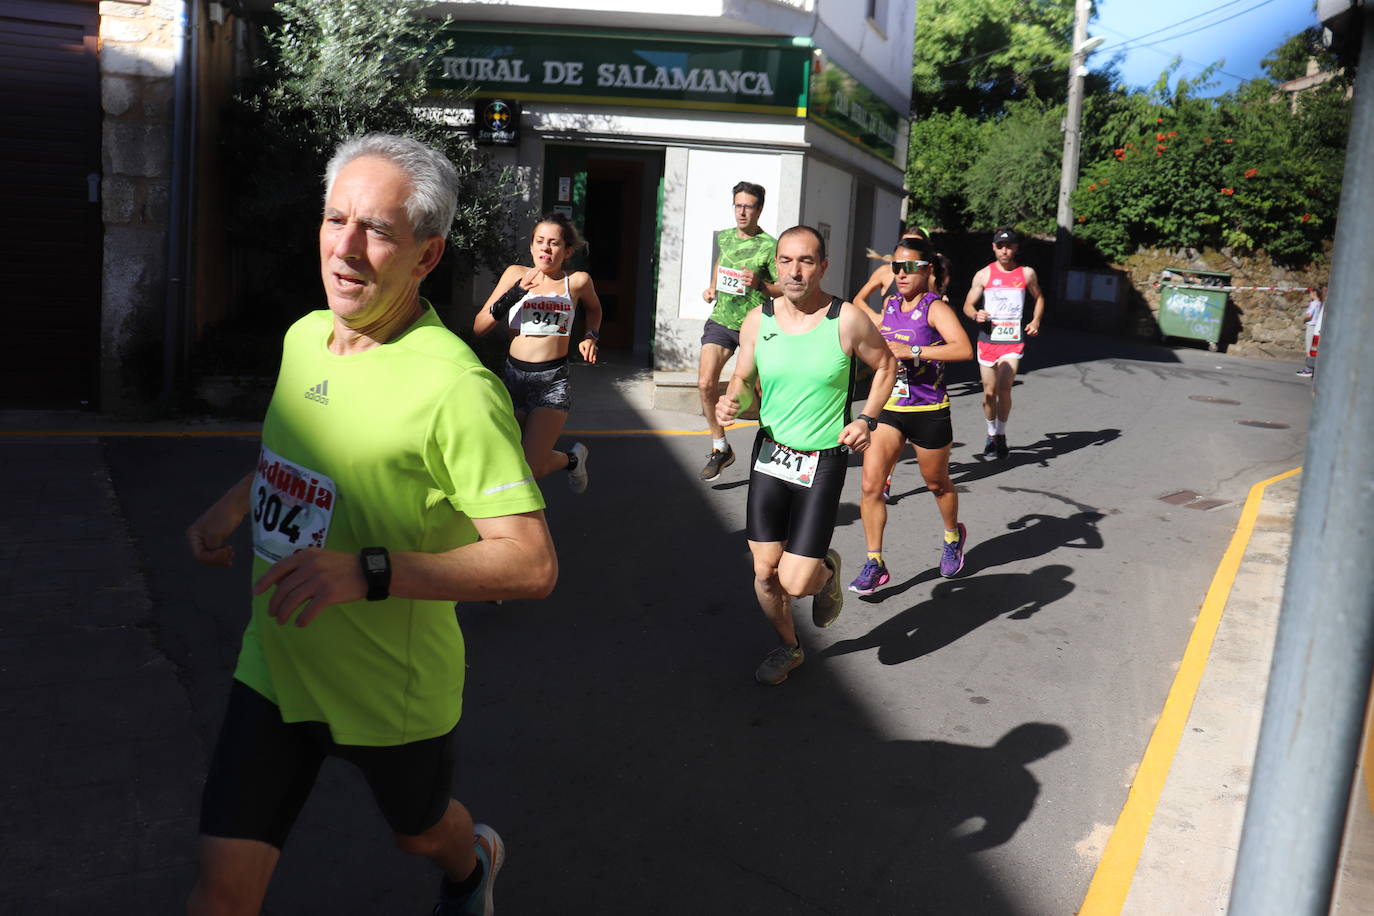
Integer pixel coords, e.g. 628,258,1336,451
474,212,603,493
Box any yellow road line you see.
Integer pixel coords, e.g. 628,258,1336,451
1,421,761,439
1078,465,1302,915
1363,672,1374,814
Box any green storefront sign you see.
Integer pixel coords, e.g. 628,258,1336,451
431,25,811,117
808,56,900,164
428,26,902,165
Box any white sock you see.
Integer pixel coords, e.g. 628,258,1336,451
987,419,998,436
712,437,728,452
994,419,1007,435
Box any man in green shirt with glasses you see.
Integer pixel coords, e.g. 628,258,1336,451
697,181,781,481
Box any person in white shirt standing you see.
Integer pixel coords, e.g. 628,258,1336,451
1298,285,1325,378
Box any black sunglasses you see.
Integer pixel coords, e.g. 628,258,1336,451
892,259,931,275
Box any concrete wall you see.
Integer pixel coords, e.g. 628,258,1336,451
98,0,181,410
815,0,917,107
800,157,855,299
652,146,802,370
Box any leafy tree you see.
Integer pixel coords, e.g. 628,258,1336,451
963,99,1064,235
906,109,986,230
222,0,520,344
1261,26,1342,83
1071,61,1347,264
912,0,1083,116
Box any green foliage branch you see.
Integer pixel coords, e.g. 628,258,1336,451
906,18,1349,267
222,0,521,343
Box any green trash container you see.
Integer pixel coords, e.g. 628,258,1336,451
1158,267,1230,349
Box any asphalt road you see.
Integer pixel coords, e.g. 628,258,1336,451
95,329,1312,914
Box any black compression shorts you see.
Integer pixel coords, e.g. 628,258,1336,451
744,430,849,559
199,680,459,848
877,406,953,450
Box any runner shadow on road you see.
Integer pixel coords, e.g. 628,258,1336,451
874,429,1119,507
851,724,1072,859
961,509,1105,577
102,415,1062,913
822,565,1075,666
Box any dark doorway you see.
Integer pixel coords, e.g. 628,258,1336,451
541,146,663,362
1,0,103,407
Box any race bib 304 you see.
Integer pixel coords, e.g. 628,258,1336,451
251,446,336,563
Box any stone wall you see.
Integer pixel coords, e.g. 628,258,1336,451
98,0,181,409
1116,247,1329,358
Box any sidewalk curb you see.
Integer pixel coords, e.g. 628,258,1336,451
1081,469,1301,914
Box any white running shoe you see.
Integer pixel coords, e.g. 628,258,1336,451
568,442,589,494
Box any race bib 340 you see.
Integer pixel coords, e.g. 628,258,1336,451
991,320,1022,343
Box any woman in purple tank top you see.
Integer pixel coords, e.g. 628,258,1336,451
847,237,974,596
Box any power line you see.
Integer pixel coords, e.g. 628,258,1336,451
1098,24,1250,85
1094,0,1254,54
937,0,1251,73
926,0,1276,89
1096,0,1281,58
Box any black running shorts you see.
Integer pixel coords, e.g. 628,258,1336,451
877,406,953,451
199,680,459,848
502,355,572,413
700,319,741,352
744,429,849,559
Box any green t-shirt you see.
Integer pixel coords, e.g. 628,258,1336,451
708,228,777,331
234,305,545,746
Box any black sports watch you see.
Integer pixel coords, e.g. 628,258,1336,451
857,414,878,431
359,547,391,602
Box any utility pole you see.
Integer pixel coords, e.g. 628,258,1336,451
1052,0,1098,299
1228,4,1374,912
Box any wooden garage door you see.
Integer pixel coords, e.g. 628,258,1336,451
0,0,102,408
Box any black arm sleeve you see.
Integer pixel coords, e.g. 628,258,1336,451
488,283,526,322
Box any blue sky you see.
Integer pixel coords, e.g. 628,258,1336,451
1089,0,1320,95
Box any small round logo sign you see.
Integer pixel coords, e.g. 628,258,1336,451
483,100,512,132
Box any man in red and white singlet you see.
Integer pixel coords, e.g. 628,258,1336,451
961,226,1046,459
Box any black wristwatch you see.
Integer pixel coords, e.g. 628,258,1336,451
359,547,391,602
857,414,878,431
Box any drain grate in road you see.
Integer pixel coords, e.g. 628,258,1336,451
1190,395,1242,405
1159,490,1232,511
1235,419,1290,429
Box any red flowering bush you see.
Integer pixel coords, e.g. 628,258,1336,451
1072,75,1346,264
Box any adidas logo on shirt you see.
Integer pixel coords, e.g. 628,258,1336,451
304,379,329,405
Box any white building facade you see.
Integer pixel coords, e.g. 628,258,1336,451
432,0,915,368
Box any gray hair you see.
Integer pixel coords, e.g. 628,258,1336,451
323,133,460,239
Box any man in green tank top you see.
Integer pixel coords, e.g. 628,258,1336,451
717,226,896,685
697,181,781,482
